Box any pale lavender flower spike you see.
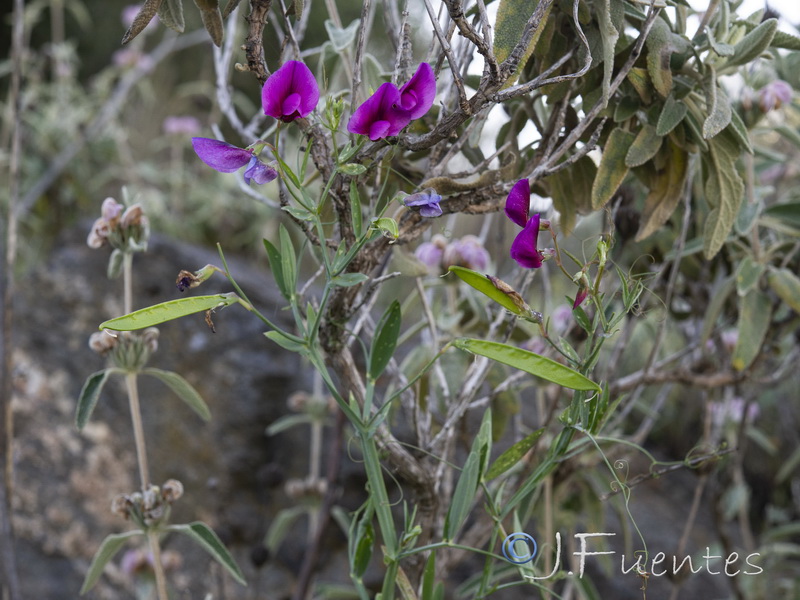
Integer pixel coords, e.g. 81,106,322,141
261,61,320,122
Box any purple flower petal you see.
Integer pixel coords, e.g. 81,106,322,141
262,61,319,122
243,155,278,185
191,137,253,173
510,214,543,269
348,82,412,139
398,63,436,120
404,188,442,217
572,286,589,309
505,179,530,228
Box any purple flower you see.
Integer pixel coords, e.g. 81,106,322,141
572,286,589,310
444,235,490,271
261,61,320,122
404,188,442,217
243,155,278,185
505,179,547,269
759,79,793,112
415,235,447,273
348,83,412,140
163,116,201,135
397,63,436,120
505,179,530,227
191,137,276,184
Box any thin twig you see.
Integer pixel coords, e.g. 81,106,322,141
350,0,374,107
421,0,469,111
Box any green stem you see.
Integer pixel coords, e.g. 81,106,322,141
147,530,169,600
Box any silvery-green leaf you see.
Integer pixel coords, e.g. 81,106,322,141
80,530,144,593
325,19,360,51
732,289,771,371
702,69,732,140
168,522,246,585
158,0,185,33
728,18,777,67
142,368,211,421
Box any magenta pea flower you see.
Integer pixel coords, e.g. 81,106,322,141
191,137,277,185
505,179,547,269
404,188,442,217
397,63,436,120
348,82,412,140
261,61,320,122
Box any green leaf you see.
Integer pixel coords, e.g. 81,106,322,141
421,551,436,600
702,70,732,140
339,163,367,176
121,0,162,44
732,289,771,371
369,301,402,381
767,268,800,314
264,330,308,354
195,0,224,47
76,370,112,430
371,217,399,240
443,409,491,540
645,17,674,97
332,273,369,287
107,249,124,279
285,0,303,20
701,275,734,345
596,0,622,106
656,94,688,136
263,238,289,301
625,123,663,167
350,180,363,238
448,266,539,321
99,293,240,331
771,29,800,51
158,0,185,32
614,96,640,122
325,19,359,51
635,141,688,241
728,18,777,67
352,519,374,578
169,522,246,585
80,530,144,593
281,205,315,221
545,155,596,234
485,428,544,480
764,203,800,228
735,256,764,297
702,131,745,259
222,0,243,18
728,108,753,154
279,225,297,297
707,28,734,56
142,368,211,421
591,127,635,209
494,0,553,86
265,506,306,553
453,338,601,391
265,414,314,436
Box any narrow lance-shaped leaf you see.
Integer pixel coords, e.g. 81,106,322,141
591,127,635,209
168,522,246,585
158,0,185,33
369,301,401,381
81,530,144,593
142,368,211,421
727,18,777,68
279,224,297,298
485,428,545,480
767,268,800,314
263,238,289,300
656,94,687,136
494,0,554,87
448,266,541,321
625,123,663,168
453,338,601,391
99,293,241,331
597,0,622,106
443,409,491,540
76,369,112,430
194,0,224,46
122,0,163,44
732,289,771,371
635,141,688,241
702,131,745,258
702,68,732,140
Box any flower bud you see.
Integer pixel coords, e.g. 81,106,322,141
443,235,490,272
142,328,159,354
89,331,118,355
101,198,125,222
162,479,184,503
